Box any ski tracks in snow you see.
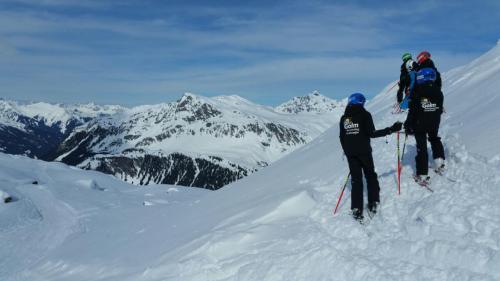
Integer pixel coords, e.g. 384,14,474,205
314,133,500,281
0,179,81,280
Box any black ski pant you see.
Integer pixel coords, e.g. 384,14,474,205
346,154,380,213
397,88,403,103
414,131,445,176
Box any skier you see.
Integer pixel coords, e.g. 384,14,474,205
339,93,402,222
396,53,413,106
399,58,419,110
404,51,445,186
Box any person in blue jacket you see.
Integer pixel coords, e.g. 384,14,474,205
399,59,418,110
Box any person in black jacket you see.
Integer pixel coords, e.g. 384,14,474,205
404,51,445,185
397,53,413,104
340,93,402,222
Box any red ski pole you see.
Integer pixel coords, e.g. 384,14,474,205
385,81,399,95
333,173,350,215
397,131,401,195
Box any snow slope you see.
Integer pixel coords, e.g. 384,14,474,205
0,153,209,280
1,43,500,281
441,41,500,158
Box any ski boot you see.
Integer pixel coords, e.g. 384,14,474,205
414,175,431,187
352,208,364,224
434,158,445,175
367,201,379,219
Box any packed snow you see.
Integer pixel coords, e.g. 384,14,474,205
1,43,500,281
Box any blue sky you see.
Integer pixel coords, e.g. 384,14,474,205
0,0,499,106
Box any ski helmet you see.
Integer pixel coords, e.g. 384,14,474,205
348,93,366,106
402,53,412,62
416,67,437,85
405,59,416,71
417,51,431,64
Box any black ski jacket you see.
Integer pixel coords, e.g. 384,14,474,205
405,64,444,133
339,105,392,156
397,62,410,102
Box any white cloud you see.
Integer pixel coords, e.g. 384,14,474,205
0,0,496,105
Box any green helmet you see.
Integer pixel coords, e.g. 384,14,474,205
402,53,412,62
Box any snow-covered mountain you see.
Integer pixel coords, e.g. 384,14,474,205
275,90,346,114
0,100,125,133
0,93,345,190
49,93,345,189
0,100,124,157
1,43,500,280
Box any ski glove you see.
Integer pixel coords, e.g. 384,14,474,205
389,122,402,133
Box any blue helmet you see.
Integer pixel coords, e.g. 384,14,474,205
348,93,366,106
416,67,437,85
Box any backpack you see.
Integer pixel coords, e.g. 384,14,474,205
416,67,437,85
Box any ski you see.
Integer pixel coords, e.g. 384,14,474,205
413,175,434,192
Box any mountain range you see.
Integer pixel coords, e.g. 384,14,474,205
0,91,346,189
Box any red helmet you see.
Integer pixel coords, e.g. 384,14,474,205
417,51,431,64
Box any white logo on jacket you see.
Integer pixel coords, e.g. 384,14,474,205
421,98,439,112
344,118,360,135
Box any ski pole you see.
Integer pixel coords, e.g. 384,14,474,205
401,133,408,163
398,133,408,195
333,173,350,215
385,81,398,95
397,131,401,195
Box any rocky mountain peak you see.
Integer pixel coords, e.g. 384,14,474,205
176,93,199,110
175,93,221,122
275,91,346,114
